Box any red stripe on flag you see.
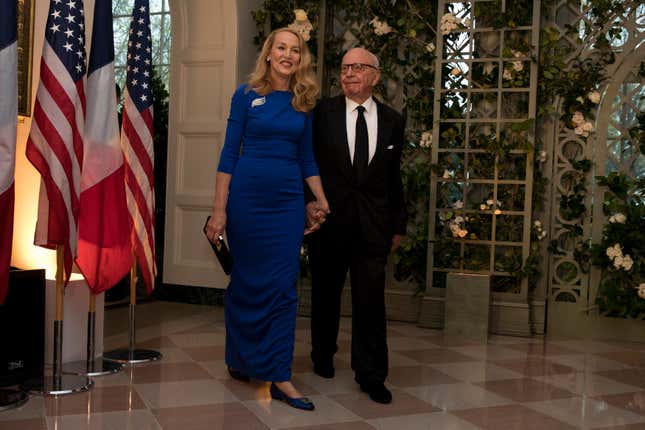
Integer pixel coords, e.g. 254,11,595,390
122,112,156,291
124,163,155,252
31,100,81,219
121,113,155,187
133,232,154,294
25,137,74,274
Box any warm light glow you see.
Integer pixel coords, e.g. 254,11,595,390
12,115,58,280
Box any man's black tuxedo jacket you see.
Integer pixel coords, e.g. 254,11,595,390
309,95,407,252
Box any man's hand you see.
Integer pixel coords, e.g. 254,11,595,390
391,234,402,252
305,201,330,235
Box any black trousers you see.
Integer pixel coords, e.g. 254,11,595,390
308,226,389,385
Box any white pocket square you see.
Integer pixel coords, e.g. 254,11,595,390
251,97,266,108
386,145,394,149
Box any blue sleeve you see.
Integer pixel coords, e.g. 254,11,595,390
298,112,319,179
217,85,248,174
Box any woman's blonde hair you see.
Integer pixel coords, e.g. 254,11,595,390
248,27,319,113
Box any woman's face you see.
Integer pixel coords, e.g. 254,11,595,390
268,31,301,83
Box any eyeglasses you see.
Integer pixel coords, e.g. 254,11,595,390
340,63,378,74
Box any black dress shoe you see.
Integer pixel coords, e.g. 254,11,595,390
313,363,335,379
360,382,392,404
227,367,250,382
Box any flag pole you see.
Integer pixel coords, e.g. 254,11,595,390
21,246,93,395
103,258,162,364
62,292,123,377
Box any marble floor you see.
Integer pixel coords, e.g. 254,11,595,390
3,301,645,429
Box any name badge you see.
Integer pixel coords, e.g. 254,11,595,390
251,97,266,108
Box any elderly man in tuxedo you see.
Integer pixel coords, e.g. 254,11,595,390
305,47,406,404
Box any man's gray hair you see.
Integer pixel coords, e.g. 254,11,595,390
367,51,380,69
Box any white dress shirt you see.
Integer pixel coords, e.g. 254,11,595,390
346,97,378,165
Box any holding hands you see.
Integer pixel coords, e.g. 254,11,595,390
305,200,330,235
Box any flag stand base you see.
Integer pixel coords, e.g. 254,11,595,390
103,301,162,364
63,358,123,377
21,319,93,396
103,348,162,364
63,308,124,376
21,373,93,396
0,389,28,411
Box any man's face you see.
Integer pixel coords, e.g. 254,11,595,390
340,49,380,103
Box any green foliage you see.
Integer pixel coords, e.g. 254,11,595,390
251,1,321,55
591,173,645,318
250,0,644,307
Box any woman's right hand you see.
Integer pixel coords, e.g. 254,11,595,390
206,210,226,243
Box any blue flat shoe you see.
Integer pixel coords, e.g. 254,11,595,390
270,383,315,411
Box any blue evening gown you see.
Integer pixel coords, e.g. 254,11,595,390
217,84,318,381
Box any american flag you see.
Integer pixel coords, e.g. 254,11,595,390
76,0,133,294
121,0,156,292
26,0,87,283
0,0,17,303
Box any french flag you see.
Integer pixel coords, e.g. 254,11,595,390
76,0,132,293
0,0,17,303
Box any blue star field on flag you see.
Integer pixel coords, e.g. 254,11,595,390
45,0,87,81
125,0,153,112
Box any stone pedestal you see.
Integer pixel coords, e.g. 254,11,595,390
44,278,105,364
444,273,490,341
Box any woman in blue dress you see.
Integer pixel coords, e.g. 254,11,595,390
205,28,329,411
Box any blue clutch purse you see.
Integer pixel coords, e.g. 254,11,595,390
203,216,233,275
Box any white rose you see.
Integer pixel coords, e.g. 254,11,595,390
370,17,393,36
482,62,495,75
534,220,542,227
622,255,634,271
453,200,464,209
486,199,494,206
539,230,547,239
638,284,645,299
572,111,585,126
443,169,452,179
511,50,523,58
582,121,594,132
538,150,547,162
512,61,523,72
576,96,585,103
426,42,435,53
503,69,513,80
609,213,626,223
607,244,622,259
288,21,313,41
574,126,589,137
294,9,308,22
420,130,432,148
440,13,458,34
454,216,464,223
587,90,601,104
614,255,624,268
